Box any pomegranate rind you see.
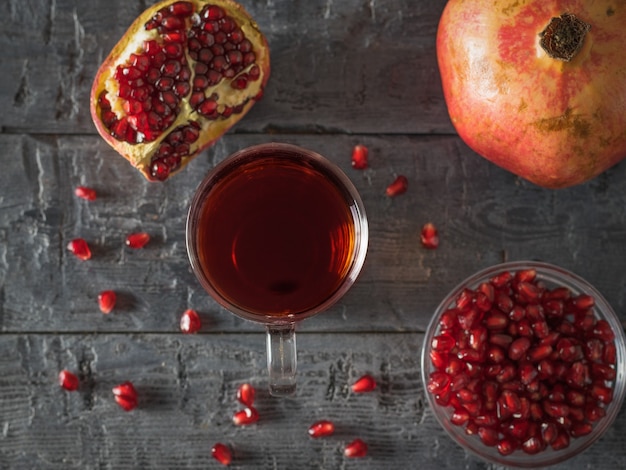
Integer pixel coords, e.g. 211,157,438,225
90,0,270,181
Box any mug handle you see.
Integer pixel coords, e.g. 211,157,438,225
266,324,297,396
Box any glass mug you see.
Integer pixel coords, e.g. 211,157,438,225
186,143,368,396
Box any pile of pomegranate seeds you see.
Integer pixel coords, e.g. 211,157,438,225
386,175,408,197
67,238,92,261
211,442,233,466
98,290,117,314
74,186,97,201
59,370,80,391
351,374,377,393
112,381,138,411
351,144,369,170
180,308,202,333
344,438,368,458
427,268,617,456
420,222,439,250
125,232,151,249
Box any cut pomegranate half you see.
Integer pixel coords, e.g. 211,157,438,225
90,0,270,181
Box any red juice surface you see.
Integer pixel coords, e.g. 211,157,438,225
196,156,356,317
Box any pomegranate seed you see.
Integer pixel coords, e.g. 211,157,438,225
344,438,368,458
351,374,376,393
59,370,79,391
112,381,138,411
180,308,201,333
308,420,335,438
478,426,499,447
451,408,471,425
236,383,255,407
125,232,150,249
497,438,516,456
508,337,531,360
522,436,545,454
385,175,408,197
420,222,439,249
432,333,456,352
98,290,116,314
67,238,92,260
211,442,232,466
74,186,97,201
233,407,259,426
427,371,451,394
351,144,368,169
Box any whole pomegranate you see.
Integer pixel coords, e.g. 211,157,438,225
437,1,626,188
90,0,269,181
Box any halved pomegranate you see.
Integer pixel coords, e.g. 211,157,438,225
90,0,270,181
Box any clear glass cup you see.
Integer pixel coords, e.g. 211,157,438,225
421,261,626,467
186,143,368,396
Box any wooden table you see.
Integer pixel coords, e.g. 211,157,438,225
2,1,626,468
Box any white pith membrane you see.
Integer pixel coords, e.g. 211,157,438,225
91,1,268,181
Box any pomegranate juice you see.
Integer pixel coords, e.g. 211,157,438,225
195,155,356,317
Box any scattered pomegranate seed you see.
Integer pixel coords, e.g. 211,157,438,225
351,144,369,170
233,407,259,426
420,222,439,249
308,420,335,438
351,374,377,393
59,370,79,391
125,232,151,249
67,238,92,260
344,438,368,458
179,308,201,333
236,383,256,408
112,381,138,411
74,186,97,201
427,268,618,456
211,443,233,466
98,290,116,314
385,175,408,197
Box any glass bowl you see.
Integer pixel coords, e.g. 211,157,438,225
421,261,626,467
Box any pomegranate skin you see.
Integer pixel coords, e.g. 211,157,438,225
437,1,626,188
90,0,270,181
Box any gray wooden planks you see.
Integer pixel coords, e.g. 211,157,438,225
1,133,625,334
2,333,626,469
